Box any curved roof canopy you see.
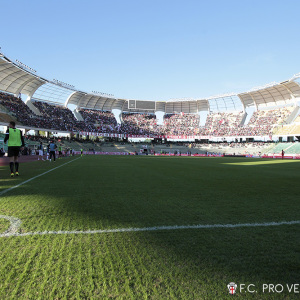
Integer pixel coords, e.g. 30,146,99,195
0,54,45,97
238,80,300,109
0,52,300,113
66,92,126,111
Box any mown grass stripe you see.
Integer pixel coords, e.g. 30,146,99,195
2,240,41,297
49,235,73,299
23,236,53,298
36,235,67,298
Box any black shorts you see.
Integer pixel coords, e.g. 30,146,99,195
8,146,21,157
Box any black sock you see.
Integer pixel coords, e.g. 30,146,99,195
10,162,14,173
15,162,19,172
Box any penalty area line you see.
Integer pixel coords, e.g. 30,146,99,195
0,157,81,197
1,220,300,238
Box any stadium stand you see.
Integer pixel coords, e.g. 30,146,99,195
273,110,300,136
266,142,293,154
191,142,272,155
199,111,244,136
0,112,16,124
31,100,89,132
0,90,299,146
290,124,300,135
79,109,117,128
0,92,35,125
121,113,160,135
293,114,300,123
273,125,294,136
284,142,300,154
163,113,200,136
238,107,293,137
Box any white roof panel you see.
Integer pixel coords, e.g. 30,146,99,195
0,56,45,96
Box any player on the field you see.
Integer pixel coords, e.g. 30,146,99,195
46,144,50,160
81,148,83,157
0,147,5,157
58,145,63,159
38,142,45,161
4,121,25,177
48,141,57,162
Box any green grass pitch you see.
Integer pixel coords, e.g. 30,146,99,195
0,156,299,299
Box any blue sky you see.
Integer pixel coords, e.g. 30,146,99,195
1,0,300,101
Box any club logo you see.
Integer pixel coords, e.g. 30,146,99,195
228,282,237,295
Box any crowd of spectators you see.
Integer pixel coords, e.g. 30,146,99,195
79,110,162,135
237,107,293,136
195,108,292,137
120,113,161,135
0,91,35,124
199,112,244,136
163,113,200,136
31,101,94,132
191,142,268,150
79,109,118,133
0,91,295,137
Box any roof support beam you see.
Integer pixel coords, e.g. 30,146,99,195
249,94,258,111
253,90,267,107
280,82,297,106
264,88,277,105
84,95,95,108
101,98,109,111
237,95,246,112
25,83,44,103
64,91,78,107
77,94,88,108
109,99,116,111
272,85,287,104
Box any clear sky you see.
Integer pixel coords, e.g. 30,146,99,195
1,0,300,101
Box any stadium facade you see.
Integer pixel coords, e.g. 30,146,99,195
0,51,300,142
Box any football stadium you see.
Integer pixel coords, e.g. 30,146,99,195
1,1,300,299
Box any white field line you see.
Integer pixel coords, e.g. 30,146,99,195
0,220,300,238
0,215,22,235
0,157,81,197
